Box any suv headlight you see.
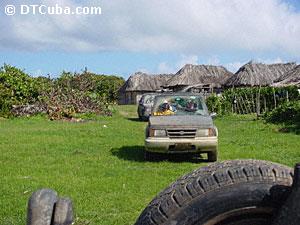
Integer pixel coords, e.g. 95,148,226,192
196,128,217,137
149,129,167,137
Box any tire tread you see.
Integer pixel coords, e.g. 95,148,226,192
135,160,293,225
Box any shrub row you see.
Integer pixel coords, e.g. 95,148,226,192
264,101,300,125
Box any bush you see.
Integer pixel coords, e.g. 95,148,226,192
0,64,39,117
264,101,300,125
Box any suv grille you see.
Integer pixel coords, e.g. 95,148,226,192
167,129,197,139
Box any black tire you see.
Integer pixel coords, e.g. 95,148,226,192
135,160,293,225
207,151,218,162
53,198,74,225
27,189,58,225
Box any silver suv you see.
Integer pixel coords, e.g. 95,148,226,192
145,93,218,161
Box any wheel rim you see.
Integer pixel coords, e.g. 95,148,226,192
202,206,273,225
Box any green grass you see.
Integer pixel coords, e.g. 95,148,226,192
0,105,299,225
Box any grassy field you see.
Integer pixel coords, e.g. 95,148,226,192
0,105,299,225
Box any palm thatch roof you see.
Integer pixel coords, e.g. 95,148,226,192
119,72,173,92
225,61,297,87
273,65,300,87
165,64,233,88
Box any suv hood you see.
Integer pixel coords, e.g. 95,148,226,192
149,115,214,128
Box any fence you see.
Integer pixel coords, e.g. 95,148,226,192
206,86,300,115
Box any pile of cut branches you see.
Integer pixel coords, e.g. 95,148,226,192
0,64,124,119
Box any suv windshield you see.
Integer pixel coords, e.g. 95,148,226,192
152,95,208,116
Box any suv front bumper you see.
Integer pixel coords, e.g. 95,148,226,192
145,136,218,153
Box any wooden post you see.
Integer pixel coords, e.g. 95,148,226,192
256,86,261,118
243,92,252,114
251,92,255,113
264,96,267,113
243,92,251,114
237,96,244,114
237,97,242,114
273,87,277,108
240,95,248,114
233,94,237,114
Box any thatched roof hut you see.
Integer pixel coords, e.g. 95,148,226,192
273,65,300,87
225,61,297,87
165,64,233,91
120,72,173,92
118,72,173,104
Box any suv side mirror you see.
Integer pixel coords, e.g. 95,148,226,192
210,112,217,119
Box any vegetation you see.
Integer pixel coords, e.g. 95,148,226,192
206,86,299,115
56,69,124,103
0,64,125,119
0,105,299,225
264,100,300,133
0,65,39,117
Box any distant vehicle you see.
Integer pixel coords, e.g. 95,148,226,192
144,93,218,161
137,93,157,121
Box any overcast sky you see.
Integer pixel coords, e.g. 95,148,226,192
0,0,300,78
